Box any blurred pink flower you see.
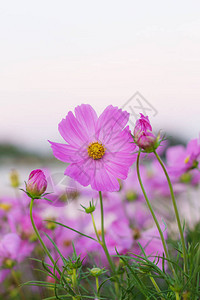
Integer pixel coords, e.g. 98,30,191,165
49,104,136,192
132,225,168,269
166,138,200,177
0,233,21,263
0,233,34,282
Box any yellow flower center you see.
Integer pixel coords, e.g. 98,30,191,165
0,203,12,211
87,142,106,160
184,155,190,164
63,240,71,247
133,228,141,240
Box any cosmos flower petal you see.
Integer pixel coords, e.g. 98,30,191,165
64,159,95,187
49,141,83,163
104,152,135,180
75,104,98,138
186,138,200,157
0,233,21,260
105,160,129,180
58,111,89,147
91,163,120,192
106,126,136,153
96,105,129,144
166,145,185,166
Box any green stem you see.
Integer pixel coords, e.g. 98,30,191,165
136,150,175,276
95,277,100,298
91,212,101,244
72,268,77,291
149,275,164,300
175,292,180,300
30,198,77,299
30,198,57,269
99,191,116,274
99,192,120,296
154,150,188,274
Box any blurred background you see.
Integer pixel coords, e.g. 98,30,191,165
1,0,200,194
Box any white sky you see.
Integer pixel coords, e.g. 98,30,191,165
0,1,200,153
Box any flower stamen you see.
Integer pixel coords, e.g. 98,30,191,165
87,142,106,160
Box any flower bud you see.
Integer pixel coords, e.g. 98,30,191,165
81,201,96,214
26,169,47,198
10,169,20,188
126,190,137,202
134,114,159,152
3,258,16,269
67,256,84,270
90,267,106,277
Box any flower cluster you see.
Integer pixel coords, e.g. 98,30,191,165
0,105,200,299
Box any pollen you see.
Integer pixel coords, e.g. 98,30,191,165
184,155,190,164
87,142,106,160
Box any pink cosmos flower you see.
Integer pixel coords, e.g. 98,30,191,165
166,138,200,177
26,169,47,198
49,104,136,192
0,233,34,282
134,113,157,151
0,233,21,264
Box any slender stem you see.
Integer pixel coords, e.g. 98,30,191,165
72,268,76,287
72,268,77,296
154,150,188,274
30,198,57,268
136,150,175,276
30,198,73,296
99,192,120,296
149,275,164,300
95,277,100,298
91,212,101,244
99,191,116,274
175,292,180,300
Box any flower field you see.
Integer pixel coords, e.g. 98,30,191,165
0,105,200,300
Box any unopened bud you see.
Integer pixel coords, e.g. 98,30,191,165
26,169,47,198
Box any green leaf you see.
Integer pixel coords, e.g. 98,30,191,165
45,220,98,242
42,232,66,265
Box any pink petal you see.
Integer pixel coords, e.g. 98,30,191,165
49,141,86,163
64,159,95,187
0,233,21,260
106,126,135,153
104,155,130,180
75,104,98,139
91,162,120,192
96,106,129,144
187,138,200,157
58,111,88,147
166,145,185,166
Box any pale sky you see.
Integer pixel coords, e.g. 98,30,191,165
0,1,200,153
